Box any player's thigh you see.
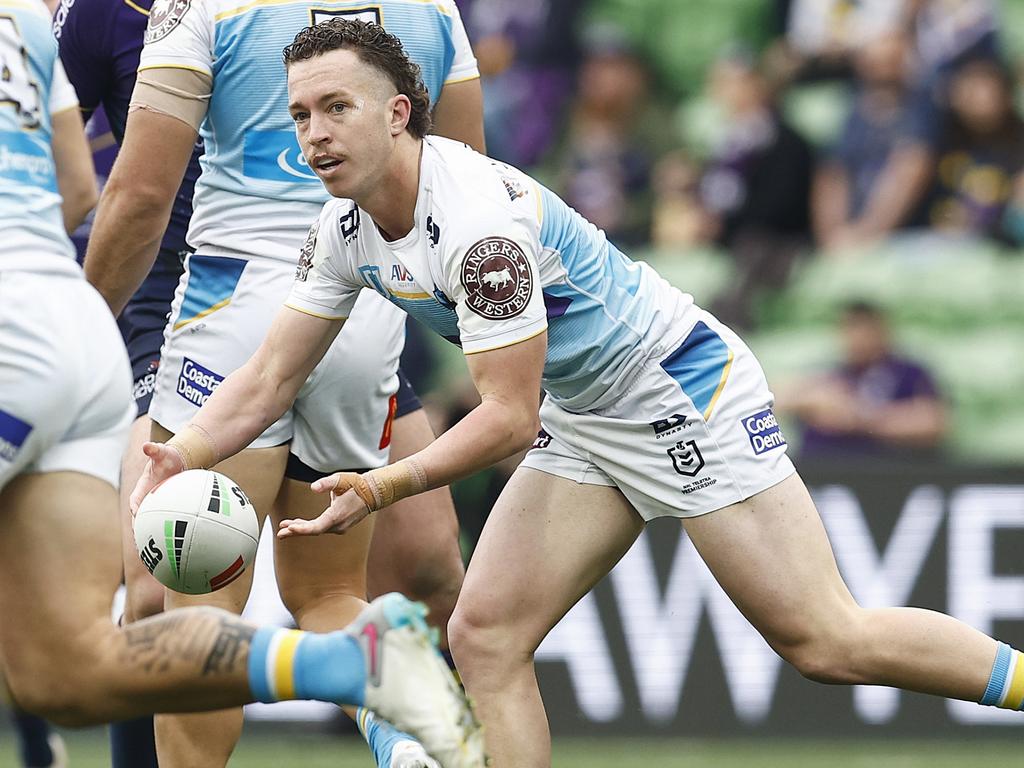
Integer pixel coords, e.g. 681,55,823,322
452,467,644,655
151,422,289,614
121,415,166,622
271,477,374,631
682,472,858,650
0,472,122,697
367,408,463,600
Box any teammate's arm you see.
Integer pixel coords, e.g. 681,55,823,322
51,106,98,233
432,77,486,153
278,330,546,536
129,306,345,512
84,69,207,315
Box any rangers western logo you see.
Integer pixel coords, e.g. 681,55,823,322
461,237,533,320
667,440,705,477
145,0,192,44
295,218,319,281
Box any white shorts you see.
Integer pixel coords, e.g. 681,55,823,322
150,254,406,473
521,310,795,520
0,269,135,492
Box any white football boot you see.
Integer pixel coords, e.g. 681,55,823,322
346,593,486,768
390,739,442,768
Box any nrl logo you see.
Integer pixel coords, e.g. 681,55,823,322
667,440,704,477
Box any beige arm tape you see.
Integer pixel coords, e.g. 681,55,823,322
333,459,429,513
130,68,212,132
166,424,219,471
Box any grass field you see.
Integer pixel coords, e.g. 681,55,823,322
1,728,1020,767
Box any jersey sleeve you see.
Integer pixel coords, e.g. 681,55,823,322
444,1,479,84
138,0,215,77
443,213,547,355
49,58,80,116
285,205,362,320
53,0,108,115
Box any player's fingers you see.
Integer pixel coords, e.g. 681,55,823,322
310,473,341,494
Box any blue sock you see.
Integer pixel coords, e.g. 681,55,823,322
356,707,420,767
110,716,157,768
11,710,52,768
248,627,366,705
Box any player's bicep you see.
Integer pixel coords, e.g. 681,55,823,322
465,330,546,413
113,105,198,199
433,78,485,153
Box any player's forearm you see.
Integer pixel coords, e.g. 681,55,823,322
173,357,299,469
84,180,171,315
416,397,538,489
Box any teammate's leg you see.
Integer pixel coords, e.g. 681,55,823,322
368,407,464,648
150,422,288,768
448,467,643,767
0,471,475,756
683,473,1007,701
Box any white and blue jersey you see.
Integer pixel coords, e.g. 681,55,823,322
0,0,80,273
287,137,699,413
138,0,478,262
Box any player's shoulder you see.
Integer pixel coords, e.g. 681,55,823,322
426,137,539,246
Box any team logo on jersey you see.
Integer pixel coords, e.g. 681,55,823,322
340,206,360,243
461,237,533,320
0,409,32,464
426,215,440,248
145,0,192,44
296,219,320,282
667,440,704,477
742,408,787,455
531,429,552,450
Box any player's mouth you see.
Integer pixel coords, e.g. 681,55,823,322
312,154,345,177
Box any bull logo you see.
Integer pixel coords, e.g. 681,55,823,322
482,268,513,290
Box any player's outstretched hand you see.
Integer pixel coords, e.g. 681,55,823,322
129,442,187,515
277,472,371,538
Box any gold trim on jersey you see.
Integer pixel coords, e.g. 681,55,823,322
463,325,547,356
283,303,349,321
442,73,480,85
122,0,150,16
137,63,213,77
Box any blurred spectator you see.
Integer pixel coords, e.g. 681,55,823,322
925,57,1024,243
462,0,588,168
907,0,999,93
812,29,938,252
653,51,812,328
766,0,904,85
552,28,668,246
779,301,948,462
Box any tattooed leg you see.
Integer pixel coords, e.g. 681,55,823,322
0,473,256,724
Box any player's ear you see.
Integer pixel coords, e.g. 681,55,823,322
389,94,411,136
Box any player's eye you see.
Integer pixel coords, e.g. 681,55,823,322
328,102,347,115
291,111,309,123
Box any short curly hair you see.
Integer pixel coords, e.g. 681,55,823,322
283,19,432,139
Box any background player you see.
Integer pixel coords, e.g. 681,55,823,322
132,20,1024,766
82,1,483,765
0,6,480,767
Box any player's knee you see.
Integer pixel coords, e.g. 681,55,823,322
280,583,365,629
448,601,527,676
778,626,863,685
123,575,166,623
394,556,463,611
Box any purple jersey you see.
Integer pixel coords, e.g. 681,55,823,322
53,0,200,261
800,355,941,460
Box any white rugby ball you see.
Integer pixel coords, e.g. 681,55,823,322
134,469,259,595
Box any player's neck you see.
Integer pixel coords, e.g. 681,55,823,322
361,135,423,242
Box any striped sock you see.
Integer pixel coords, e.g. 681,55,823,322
247,627,366,706
980,642,1024,709
356,707,423,767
